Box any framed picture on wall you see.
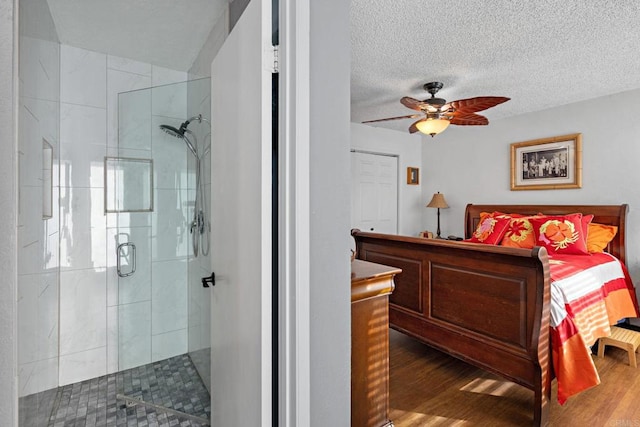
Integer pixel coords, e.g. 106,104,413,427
407,167,419,185
510,133,582,190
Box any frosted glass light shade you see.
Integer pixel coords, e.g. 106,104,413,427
416,118,450,136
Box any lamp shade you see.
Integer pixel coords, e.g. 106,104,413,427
426,192,449,209
416,118,450,137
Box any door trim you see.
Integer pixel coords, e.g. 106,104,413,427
278,0,311,425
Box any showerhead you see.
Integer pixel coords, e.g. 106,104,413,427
159,123,198,157
159,124,184,138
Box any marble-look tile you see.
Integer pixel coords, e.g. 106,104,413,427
18,357,58,397
107,55,152,76
151,259,187,335
59,268,107,355
59,188,106,271
19,36,60,102
17,185,58,276
60,102,106,146
152,115,190,190
18,184,43,244
118,301,152,370
152,188,191,261
151,66,187,87
18,272,59,365
106,306,118,374
60,45,106,108
59,102,106,189
58,346,107,386
109,70,152,148
151,80,188,119
152,329,187,362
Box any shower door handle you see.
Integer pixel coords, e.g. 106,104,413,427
117,242,136,277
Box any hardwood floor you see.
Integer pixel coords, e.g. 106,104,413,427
389,329,640,426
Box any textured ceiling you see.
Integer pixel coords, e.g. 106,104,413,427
351,0,640,133
43,0,640,122
47,0,227,71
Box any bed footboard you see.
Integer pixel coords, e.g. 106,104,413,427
352,230,551,426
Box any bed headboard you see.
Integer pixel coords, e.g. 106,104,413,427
465,204,628,264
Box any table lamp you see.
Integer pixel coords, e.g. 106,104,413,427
426,192,449,239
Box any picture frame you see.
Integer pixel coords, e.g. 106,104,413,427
510,133,582,191
407,167,419,185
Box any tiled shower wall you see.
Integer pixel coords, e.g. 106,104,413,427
18,32,61,397
18,37,214,395
58,44,194,386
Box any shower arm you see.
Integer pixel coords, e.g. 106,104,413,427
183,114,211,128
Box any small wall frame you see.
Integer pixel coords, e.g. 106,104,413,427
510,133,582,190
407,167,419,185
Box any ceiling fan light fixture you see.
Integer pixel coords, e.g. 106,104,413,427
416,118,450,137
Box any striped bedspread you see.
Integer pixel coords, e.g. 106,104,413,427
550,252,639,403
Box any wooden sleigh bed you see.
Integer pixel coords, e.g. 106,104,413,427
351,204,637,427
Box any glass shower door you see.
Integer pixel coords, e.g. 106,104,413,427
110,79,211,424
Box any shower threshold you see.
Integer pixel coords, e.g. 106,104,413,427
117,393,210,425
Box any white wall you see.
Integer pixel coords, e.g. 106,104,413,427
0,0,17,422
309,0,351,425
351,122,423,236
421,88,640,286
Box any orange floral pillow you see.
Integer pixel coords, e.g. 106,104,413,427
466,215,511,245
531,213,589,255
500,216,542,249
587,222,618,253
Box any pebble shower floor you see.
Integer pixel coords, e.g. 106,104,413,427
19,354,211,427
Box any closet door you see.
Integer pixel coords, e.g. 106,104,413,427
210,0,272,425
351,151,399,234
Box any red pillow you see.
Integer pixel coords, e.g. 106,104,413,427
500,215,542,249
466,215,511,245
530,213,589,255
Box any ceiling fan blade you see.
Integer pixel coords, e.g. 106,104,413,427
362,113,421,124
450,112,489,126
449,96,510,114
408,119,425,134
401,97,429,111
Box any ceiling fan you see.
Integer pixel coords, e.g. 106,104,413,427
363,82,510,137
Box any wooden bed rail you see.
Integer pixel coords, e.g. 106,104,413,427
351,230,552,426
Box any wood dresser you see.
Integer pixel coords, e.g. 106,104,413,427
351,259,400,427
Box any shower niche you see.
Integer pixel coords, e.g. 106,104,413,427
104,157,153,213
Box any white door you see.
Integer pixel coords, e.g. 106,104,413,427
210,0,272,425
351,151,398,234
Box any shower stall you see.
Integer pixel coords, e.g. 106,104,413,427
17,46,214,423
